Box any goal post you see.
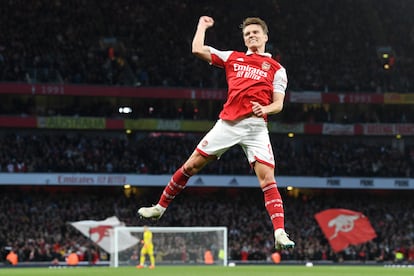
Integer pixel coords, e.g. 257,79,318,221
112,226,228,267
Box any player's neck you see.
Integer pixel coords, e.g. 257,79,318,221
248,46,265,54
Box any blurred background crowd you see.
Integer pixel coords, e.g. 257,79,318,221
0,131,413,177
1,187,413,264
1,0,414,266
1,0,413,92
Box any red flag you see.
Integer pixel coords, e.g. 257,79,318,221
314,209,377,252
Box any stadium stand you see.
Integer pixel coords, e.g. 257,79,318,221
0,0,413,91
0,0,413,265
0,131,413,177
0,187,413,263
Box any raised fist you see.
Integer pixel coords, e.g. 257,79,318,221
198,16,214,29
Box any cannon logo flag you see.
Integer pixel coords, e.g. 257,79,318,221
70,216,139,253
314,209,377,252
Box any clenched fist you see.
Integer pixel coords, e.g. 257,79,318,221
198,16,214,29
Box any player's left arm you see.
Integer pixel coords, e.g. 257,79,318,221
251,67,287,116
251,92,285,116
267,91,285,114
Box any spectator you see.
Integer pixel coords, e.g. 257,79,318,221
66,250,79,266
0,0,412,92
6,250,18,266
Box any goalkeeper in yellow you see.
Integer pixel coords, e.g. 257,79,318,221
136,225,155,269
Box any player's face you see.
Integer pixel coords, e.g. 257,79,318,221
243,24,268,52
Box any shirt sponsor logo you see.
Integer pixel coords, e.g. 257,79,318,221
233,63,268,80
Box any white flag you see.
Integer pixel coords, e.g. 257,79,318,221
70,216,139,253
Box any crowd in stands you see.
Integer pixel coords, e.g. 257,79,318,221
0,131,413,177
1,0,414,267
1,0,413,92
0,187,413,264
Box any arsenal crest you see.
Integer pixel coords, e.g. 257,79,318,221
262,61,271,71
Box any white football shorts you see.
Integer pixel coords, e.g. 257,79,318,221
196,117,275,168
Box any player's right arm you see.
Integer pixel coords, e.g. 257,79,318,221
192,16,214,63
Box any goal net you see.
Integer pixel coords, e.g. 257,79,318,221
111,226,228,267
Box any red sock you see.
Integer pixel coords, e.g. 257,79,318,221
262,182,285,230
158,166,191,208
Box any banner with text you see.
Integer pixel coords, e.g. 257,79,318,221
0,173,413,189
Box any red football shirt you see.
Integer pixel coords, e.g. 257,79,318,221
209,47,287,121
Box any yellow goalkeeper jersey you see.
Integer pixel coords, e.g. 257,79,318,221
143,229,153,246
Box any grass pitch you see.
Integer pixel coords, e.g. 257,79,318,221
0,265,413,276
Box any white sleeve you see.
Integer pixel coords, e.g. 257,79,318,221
208,46,233,62
273,67,288,94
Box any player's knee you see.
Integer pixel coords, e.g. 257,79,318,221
183,163,197,175
254,163,275,186
184,154,214,174
258,173,276,188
